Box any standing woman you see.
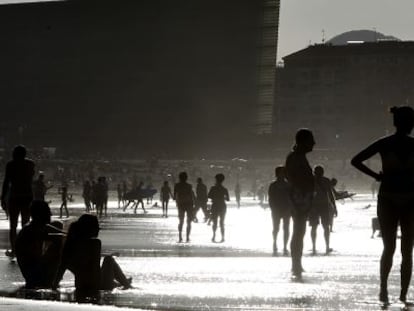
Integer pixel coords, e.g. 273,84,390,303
284,128,315,279
351,106,414,305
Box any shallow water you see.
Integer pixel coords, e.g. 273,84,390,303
0,194,407,310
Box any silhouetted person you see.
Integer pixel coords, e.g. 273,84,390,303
251,179,257,200
145,182,154,205
102,176,109,217
122,181,128,206
133,181,146,214
1,145,35,258
235,182,241,208
91,180,98,211
351,106,414,305
194,177,208,222
257,185,265,206
309,165,337,255
117,184,122,208
329,177,346,232
16,200,63,289
208,173,230,243
32,174,53,201
82,180,92,212
268,166,292,256
174,172,195,243
160,181,173,218
285,129,315,279
53,214,132,302
59,185,70,219
95,177,107,218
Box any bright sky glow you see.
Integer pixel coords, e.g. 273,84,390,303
279,0,414,59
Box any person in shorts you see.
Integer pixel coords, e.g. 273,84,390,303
308,165,337,255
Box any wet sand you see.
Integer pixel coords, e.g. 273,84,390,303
0,195,411,310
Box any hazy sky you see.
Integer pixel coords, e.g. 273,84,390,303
1,0,413,61
279,0,414,60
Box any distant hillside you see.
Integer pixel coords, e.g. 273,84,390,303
327,30,400,45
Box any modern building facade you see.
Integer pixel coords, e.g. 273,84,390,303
274,41,414,153
0,0,278,157
255,0,280,135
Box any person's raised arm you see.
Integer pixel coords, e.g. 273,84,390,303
351,141,382,181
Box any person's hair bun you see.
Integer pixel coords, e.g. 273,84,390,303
390,106,398,114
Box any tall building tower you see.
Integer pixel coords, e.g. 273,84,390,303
255,0,280,134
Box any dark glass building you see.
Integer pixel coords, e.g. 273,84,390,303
0,0,279,157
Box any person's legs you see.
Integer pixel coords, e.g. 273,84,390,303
97,202,103,218
59,202,64,218
123,200,131,212
271,210,280,254
310,224,317,254
377,196,399,303
321,213,331,253
185,206,192,242
165,200,169,217
100,256,131,290
139,199,146,213
193,203,200,222
219,208,226,242
308,213,318,254
178,208,185,242
20,203,31,227
201,202,209,221
290,213,307,277
282,216,290,254
8,200,20,255
211,209,218,242
64,202,69,218
399,206,414,302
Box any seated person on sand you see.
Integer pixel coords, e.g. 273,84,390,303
53,214,132,302
15,200,64,289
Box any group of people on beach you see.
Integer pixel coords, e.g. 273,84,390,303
82,177,109,217
279,106,414,306
168,172,230,243
0,146,132,302
16,201,132,302
268,163,338,258
1,106,414,306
